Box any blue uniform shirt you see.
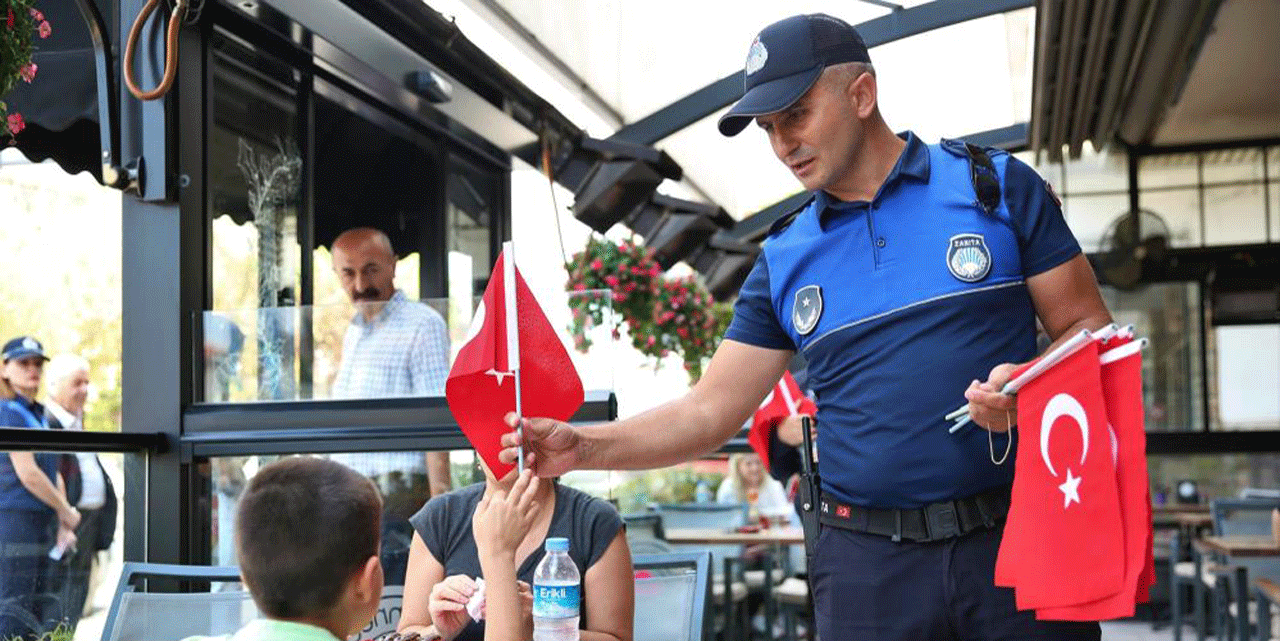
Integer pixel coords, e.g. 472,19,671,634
725,131,1081,508
0,395,59,513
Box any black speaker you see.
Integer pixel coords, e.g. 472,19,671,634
572,159,664,233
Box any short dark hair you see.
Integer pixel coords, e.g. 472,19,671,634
236,456,382,619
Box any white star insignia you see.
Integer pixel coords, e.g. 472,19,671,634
486,369,514,386
802,297,811,308
1058,468,1083,509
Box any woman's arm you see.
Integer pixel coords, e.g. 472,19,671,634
398,531,451,639
9,452,78,528
580,531,634,641
477,551,521,641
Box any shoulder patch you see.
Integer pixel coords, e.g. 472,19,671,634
766,195,815,238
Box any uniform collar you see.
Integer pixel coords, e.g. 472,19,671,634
813,130,930,222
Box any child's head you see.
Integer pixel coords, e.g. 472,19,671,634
236,456,383,635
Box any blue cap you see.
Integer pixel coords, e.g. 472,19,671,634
718,14,872,137
2,336,48,362
545,537,569,552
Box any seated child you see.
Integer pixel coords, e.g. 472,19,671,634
184,456,384,641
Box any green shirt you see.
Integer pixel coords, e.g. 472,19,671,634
182,619,343,641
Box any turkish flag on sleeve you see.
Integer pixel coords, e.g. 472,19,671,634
1035,339,1151,620
747,371,816,471
996,340,1127,610
445,249,584,478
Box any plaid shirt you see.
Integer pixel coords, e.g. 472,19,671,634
332,290,450,476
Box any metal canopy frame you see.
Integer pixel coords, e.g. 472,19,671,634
609,0,1036,146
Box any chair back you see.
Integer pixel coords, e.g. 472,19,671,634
623,512,666,545
1211,498,1280,536
633,552,711,641
102,563,255,641
1239,488,1280,500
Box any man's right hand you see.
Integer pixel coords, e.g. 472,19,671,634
499,413,583,478
59,506,81,531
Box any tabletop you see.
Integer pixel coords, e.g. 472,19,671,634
1197,535,1280,557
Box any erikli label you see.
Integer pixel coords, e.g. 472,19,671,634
533,583,580,619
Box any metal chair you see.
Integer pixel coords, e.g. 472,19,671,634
633,552,712,641
1209,499,1280,641
656,503,750,640
102,562,253,641
624,512,673,554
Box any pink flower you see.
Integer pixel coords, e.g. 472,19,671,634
572,283,586,291
677,327,689,338
624,282,636,292
613,292,625,302
29,8,44,21
604,275,619,287
6,113,25,135
649,265,661,277
7,8,15,28
19,63,37,83
591,259,603,271
631,266,642,276
38,20,51,38
646,336,656,346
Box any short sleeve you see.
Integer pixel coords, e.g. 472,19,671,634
723,253,795,350
1002,155,1082,276
574,493,623,570
409,491,455,564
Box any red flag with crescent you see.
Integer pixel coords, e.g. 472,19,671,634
445,249,584,478
747,371,816,471
995,340,1126,610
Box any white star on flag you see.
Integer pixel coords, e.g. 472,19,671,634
485,369,514,386
1058,468,1083,508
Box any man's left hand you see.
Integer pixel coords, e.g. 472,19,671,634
964,363,1019,433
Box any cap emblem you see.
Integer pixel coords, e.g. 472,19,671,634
746,36,768,75
22,337,38,351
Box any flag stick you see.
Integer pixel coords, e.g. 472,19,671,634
502,241,524,473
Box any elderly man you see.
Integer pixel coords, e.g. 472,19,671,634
329,228,452,522
44,355,116,626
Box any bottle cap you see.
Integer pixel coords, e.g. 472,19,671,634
545,537,569,552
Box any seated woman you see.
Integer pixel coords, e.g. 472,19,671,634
397,458,633,641
716,452,793,523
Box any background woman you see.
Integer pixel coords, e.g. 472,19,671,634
717,452,792,522
0,337,80,637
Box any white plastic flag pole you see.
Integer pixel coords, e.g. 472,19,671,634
502,241,524,472
947,328,1096,434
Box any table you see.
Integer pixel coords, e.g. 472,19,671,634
664,526,806,546
1198,535,1280,557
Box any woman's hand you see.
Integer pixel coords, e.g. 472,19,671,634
428,574,478,641
472,469,540,561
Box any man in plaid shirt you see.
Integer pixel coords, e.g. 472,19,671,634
330,228,452,527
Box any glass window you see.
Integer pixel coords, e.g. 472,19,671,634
1062,145,1128,194
1063,194,1127,253
1148,453,1280,506
1269,147,1280,180
1203,183,1267,246
447,158,500,297
209,35,303,401
1269,175,1279,244
1,450,129,639
1139,154,1199,190
1100,283,1205,432
1201,148,1264,185
1210,325,1280,431
1139,188,1202,248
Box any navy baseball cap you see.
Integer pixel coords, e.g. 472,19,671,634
718,14,871,137
2,336,48,362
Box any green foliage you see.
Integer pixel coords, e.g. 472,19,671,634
612,467,724,515
2,622,75,641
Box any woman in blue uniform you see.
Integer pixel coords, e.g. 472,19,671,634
0,336,80,638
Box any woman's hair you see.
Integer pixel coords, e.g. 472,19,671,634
726,453,763,504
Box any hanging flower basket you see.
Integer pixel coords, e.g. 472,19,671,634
566,235,732,383
1,1,52,140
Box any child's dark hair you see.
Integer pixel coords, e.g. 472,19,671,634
236,456,382,618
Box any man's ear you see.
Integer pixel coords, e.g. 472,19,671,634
352,554,383,605
848,71,877,120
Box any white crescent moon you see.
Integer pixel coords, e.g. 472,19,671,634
1039,393,1090,478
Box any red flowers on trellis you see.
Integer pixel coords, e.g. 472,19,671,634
2,1,52,140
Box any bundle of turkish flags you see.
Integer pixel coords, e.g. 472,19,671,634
445,246,584,478
747,371,816,472
995,334,1154,621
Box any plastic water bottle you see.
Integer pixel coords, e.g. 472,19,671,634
533,537,580,641
695,480,712,503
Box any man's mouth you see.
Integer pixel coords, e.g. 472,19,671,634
790,158,815,175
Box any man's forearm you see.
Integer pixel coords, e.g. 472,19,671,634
578,395,743,471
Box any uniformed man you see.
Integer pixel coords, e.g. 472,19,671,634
501,14,1112,641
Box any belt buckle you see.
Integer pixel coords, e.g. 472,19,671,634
925,502,960,540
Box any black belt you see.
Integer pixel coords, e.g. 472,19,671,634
819,485,1011,543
